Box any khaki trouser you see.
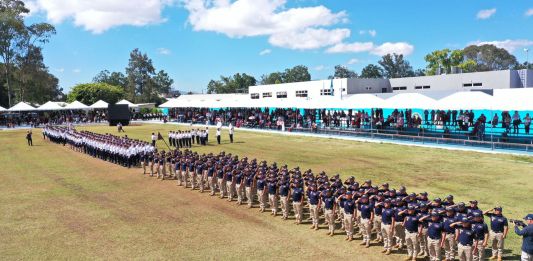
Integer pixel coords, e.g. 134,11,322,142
150,163,154,175
360,218,372,243
181,170,188,187
208,177,216,195
176,170,182,185
245,186,254,207
325,209,335,233
458,244,473,261
218,178,226,198
373,215,382,240
444,233,456,260
236,184,243,203
419,228,429,254
472,241,484,261
394,223,405,247
198,171,205,192
490,231,504,257
293,202,303,223
268,194,278,214
344,214,354,236
158,165,166,179
405,231,419,257
381,223,393,250
522,251,532,261
428,238,441,261
309,204,319,225
258,189,267,210
190,172,197,189
280,196,289,218
226,181,234,200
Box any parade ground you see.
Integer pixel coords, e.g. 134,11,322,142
1,123,532,260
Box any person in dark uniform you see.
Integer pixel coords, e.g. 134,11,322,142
381,199,395,255
216,128,221,145
26,130,33,146
483,207,508,261
420,211,445,261
403,205,421,261
471,212,489,261
451,218,476,261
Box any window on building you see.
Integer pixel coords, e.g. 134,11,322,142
276,91,287,98
463,83,473,87
342,88,346,92
473,83,482,87
250,93,260,99
415,86,423,90
365,87,372,90
423,85,430,89
295,90,308,98
392,86,407,91
320,89,332,96
262,92,272,98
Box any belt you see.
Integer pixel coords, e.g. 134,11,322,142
459,243,472,247
406,230,418,233
429,237,441,240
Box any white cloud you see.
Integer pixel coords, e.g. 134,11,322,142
27,0,174,34
54,68,65,73
371,42,414,56
269,28,350,50
326,41,414,56
477,8,496,20
526,9,533,17
326,42,374,53
347,58,359,65
313,65,326,71
157,48,172,55
469,39,533,52
73,69,81,73
359,30,366,35
368,30,376,37
182,0,349,50
259,49,272,56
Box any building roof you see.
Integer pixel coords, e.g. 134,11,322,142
64,101,90,110
8,102,36,111
90,100,109,109
38,101,65,111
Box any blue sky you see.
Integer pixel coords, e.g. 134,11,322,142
25,0,533,93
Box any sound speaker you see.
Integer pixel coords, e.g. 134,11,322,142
108,104,131,126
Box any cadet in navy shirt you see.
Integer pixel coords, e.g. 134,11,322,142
278,181,290,219
471,212,489,261
403,206,421,260
514,214,533,261
380,199,395,254
320,189,337,236
483,206,509,260
421,211,445,261
307,186,321,229
442,207,459,261
452,218,476,261
356,195,374,247
342,192,356,241
291,183,304,224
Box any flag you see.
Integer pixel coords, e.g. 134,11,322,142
330,79,334,96
157,132,164,140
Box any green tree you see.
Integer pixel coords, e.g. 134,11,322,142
360,64,384,78
282,65,311,83
378,53,414,78
328,65,357,79
462,44,518,71
207,73,256,94
260,72,284,85
67,83,125,105
93,70,127,90
125,48,156,102
153,70,174,94
424,49,465,75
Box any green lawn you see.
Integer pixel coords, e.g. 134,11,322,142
0,123,531,260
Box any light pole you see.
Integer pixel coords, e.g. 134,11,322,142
525,48,529,87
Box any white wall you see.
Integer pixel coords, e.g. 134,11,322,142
248,79,349,101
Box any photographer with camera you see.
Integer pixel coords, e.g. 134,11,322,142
514,214,533,261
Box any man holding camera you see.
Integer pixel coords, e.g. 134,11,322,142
515,214,533,261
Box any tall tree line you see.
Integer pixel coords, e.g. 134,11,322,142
0,0,60,108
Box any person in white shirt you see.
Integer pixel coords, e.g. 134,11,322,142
151,133,156,146
229,122,234,143
216,128,221,144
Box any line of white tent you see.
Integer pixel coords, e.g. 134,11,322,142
159,89,533,111
0,99,145,112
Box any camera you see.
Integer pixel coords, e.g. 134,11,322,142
510,219,526,227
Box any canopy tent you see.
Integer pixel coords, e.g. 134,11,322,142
435,91,494,110
8,102,36,111
116,99,137,108
339,94,385,109
493,89,533,111
90,100,108,109
383,93,436,109
64,101,89,110
38,101,64,111
0,105,6,112
159,98,179,108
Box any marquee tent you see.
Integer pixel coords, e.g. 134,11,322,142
64,101,89,110
339,94,385,109
8,102,35,111
0,105,6,112
383,93,436,109
116,99,137,108
90,100,109,109
38,101,64,111
493,89,533,111
435,91,494,110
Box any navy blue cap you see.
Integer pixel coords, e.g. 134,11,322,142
407,205,415,210
431,211,440,217
461,217,470,223
524,214,533,220
458,202,466,207
346,191,352,195
446,207,455,212
434,197,442,202
473,212,482,218
384,199,391,203
470,200,478,204
494,206,502,211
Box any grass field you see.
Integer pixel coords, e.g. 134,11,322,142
0,123,532,260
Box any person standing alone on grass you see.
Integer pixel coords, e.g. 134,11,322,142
229,122,234,143
26,130,33,146
216,128,221,144
151,132,156,146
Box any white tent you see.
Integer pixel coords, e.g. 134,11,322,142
64,101,89,110
8,102,36,111
493,89,533,111
117,99,137,108
0,105,6,112
435,91,494,110
90,100,109,109
383,93,436,109
38,101,64,111
340,94,385,109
